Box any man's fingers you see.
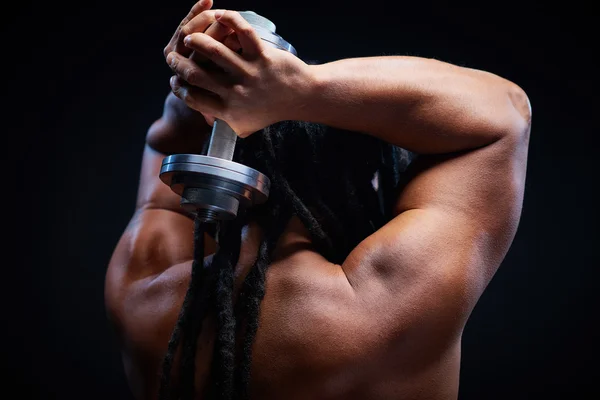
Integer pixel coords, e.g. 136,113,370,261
181,9,226,37
183,33,247,75
163,0,213,59
204,20,233,40
213,10,264,58
167,52,229,96
169,75,224,117
189,20,233,65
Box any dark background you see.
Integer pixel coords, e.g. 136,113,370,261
5,0,598,399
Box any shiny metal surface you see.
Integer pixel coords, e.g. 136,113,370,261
159,154,270,222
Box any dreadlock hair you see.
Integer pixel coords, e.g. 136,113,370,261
158,120,415,399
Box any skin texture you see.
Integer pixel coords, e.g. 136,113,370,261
104,1,532,399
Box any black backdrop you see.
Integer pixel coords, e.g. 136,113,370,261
5,0,598,399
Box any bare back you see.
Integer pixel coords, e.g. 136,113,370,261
105,115,529,399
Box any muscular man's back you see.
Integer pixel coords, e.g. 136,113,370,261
106,114,529,398
108,212,463,400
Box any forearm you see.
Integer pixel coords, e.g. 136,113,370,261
299,56,531,154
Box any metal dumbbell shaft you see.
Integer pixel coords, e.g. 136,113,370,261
207,119,237,161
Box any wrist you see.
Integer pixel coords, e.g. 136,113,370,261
280,62,326,123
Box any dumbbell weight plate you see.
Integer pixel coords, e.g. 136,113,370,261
159,154,270,221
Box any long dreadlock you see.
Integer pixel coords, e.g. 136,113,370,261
158,119,414,399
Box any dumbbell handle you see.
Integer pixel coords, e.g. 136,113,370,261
207,119,237,160
205,11,297,161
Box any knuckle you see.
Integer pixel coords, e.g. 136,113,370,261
186,69,200,84
179,14,193,30
201,11,215,23
243,68,259,83
232,83,247,97
230,10,242,20
189,12,212,33
182,67,195,82
206,42,222,57
239,25,254,36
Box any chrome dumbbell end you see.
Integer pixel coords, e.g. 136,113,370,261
159,154,270,223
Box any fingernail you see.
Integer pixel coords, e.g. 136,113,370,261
183,35,192,45
214,10,224,19
170,76,177,87
167,53,176,66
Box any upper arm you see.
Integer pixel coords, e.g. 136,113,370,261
341,124,531,340
105,138,217,362
105,144,217,398
104,93,221,398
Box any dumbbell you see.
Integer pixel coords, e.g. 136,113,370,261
159,11,297,223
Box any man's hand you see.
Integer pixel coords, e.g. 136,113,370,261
165,10,311,137
163,0,240,128
149,0,247,153
163,0,226,64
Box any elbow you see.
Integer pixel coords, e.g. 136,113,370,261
145,117,170,153
467,78,532,148
145,93,178,153
495,82,532,142
432,78,532,153
145,92,211,154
